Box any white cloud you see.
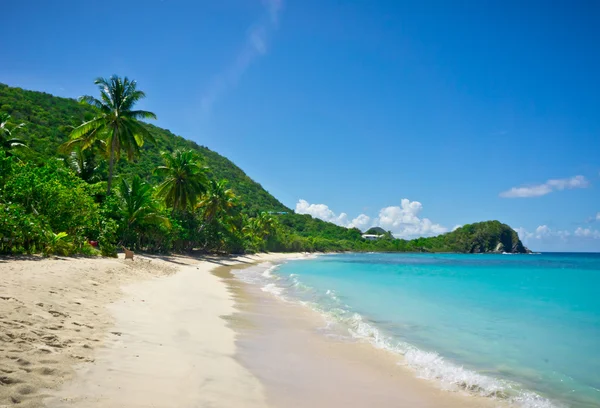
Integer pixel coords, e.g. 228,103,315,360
596,212,600,221
295,199,350,227
295,198,447,239
200,0,283,115
516,225,571,241
374,199,448,238
516,225,600,251
574,227,600,239
515,224,600,244
499,175,589,198
348,214,372,231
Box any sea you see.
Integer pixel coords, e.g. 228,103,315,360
234,253,600,408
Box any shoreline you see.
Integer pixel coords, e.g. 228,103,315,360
220,259,507,408
1,253,515,408
0,252,305,407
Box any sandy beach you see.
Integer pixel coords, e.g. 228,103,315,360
0,253,302,407
1,253,506,408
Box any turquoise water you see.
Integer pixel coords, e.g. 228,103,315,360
236,253,600,408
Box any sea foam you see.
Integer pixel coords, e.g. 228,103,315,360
233,258,563,408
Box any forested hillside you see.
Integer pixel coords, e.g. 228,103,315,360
0,83,287,214
0,81,529,256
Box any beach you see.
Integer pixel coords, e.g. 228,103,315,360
2,253,581,408
226,261,512,408
0,253,300,407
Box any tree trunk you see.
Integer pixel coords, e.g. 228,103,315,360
197,214,215,234
107,151,114,195
106,134,117,195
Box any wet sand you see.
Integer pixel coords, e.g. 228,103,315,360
220,262,507,408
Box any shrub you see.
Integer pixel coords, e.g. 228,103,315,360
43,232,74,256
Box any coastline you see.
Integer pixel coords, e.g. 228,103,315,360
1,253,516,408
219,259,507,408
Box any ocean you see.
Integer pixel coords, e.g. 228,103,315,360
234,253,600,408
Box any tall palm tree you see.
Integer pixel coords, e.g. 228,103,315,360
155,150,208,212
60,75,156,194
197,179,238,226
0,113,27,156
118,176,170,247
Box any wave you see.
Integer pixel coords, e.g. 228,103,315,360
232,260,561,408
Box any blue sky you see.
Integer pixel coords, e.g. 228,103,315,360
2,0,599,251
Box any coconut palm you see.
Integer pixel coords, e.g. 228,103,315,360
197,179,238,226
60,75,156,194
0,113,27,156
118,176,170,247
243,212,277,247
155,149,209,212
67,145,102,183
256,212,277,238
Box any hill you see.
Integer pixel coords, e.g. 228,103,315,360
0,83,287,215
404,221,530,254
364,227,387,235
0,83,529,255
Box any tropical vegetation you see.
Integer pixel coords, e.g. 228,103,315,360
59,76,157,194
0,80,528,256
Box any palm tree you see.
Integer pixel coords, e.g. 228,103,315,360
197,179,238,226
67,145,102,183
118,176,170,247
155,150,208,213
0,113,27,156
243,212,277,248
256,212,277,239
60,75,156,194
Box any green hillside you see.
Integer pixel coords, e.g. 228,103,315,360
0,83,287,215
0,82,529,255
402,221,529,253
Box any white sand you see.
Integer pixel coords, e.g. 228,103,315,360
0,252,305,408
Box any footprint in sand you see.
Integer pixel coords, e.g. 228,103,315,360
0,375,22,385
41,334,59,342
37,366,56,376
13,319,33,326
48,310,69,318
16,358,31,366
0,296,24,304
17,384,35,395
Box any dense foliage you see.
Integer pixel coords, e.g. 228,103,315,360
0,81,528,256
0,82,287,214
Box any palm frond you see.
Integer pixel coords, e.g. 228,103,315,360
68,117,106,140
127,119,156,144
128,110,157,120
78,95,105,111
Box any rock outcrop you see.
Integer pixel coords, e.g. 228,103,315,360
445,221,531,254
